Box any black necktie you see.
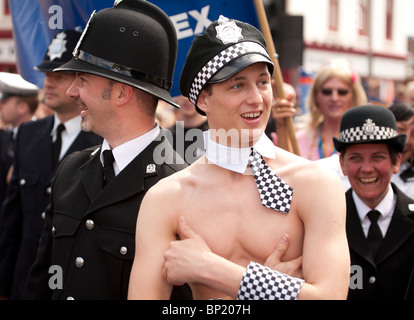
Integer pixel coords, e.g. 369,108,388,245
102,149,116,186
52,123,65,167
248,148,293,214
367,210,383,258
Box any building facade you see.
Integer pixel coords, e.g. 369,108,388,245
286,0,409,103
0,0,15,72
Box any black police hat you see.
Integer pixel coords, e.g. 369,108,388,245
55,0,179,108
35,29,82,72
333,105,407,153
180,15,274,115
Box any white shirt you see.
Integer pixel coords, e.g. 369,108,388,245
352,185,396,238
391,162,414,199
203,130,276,174
100,125,160,176
51,114,82,161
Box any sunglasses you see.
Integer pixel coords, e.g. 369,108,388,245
320,88,350,96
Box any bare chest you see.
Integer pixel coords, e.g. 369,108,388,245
181,177,304,266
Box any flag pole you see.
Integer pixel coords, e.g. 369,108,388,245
253,0,300,156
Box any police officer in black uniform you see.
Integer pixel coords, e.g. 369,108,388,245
24,0,189,300
0,29,102,300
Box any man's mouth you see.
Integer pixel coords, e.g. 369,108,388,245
241,112,261,119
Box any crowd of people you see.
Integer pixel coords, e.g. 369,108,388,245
0,0,413,301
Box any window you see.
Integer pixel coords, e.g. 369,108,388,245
359,0,369,36
3,0,10,15
329,0,339,31
386,0,393,40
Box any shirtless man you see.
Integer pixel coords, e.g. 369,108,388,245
128,16,350,300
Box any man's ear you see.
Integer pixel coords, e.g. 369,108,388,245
116,83,134,105
16,100,30,115
197,90,209,114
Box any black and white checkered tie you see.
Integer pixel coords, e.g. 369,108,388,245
248,148,293,214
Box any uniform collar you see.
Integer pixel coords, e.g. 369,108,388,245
352,185,396,222
100,124,160,175
204,130,276,174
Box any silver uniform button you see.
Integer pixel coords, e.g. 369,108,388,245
51,226,56,235
20,179,26,186
41,212,46,220
75,257,85,268
85,219,95,230
46,187,52,195
369,276,376,284
120,246,128,255
67,296,75,300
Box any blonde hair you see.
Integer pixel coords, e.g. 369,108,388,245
305,59,367,129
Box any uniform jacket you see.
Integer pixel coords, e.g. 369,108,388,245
0,115,102,299
24,132,188,300
0,129,14,206
346,184,414,300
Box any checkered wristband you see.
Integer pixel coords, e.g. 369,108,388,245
238,262,304,300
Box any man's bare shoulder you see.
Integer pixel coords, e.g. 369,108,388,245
146,157,209,200
274,148,340,182
273,148,345,217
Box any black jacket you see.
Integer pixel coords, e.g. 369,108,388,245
346,184,414,300
0,116,102,299
24,131,188,300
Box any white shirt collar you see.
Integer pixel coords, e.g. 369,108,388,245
51,114,82,141
100,124,160,175
203,130,276,174
352,185,396,236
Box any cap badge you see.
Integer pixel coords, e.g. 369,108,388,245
146,164,156,174
362,119,376,135
47,32,67,61
215,15,243,44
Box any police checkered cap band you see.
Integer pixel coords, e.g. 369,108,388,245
238,262,304,300
338,124,398,144
188,41,269,105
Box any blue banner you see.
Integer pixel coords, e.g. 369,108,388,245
9,0,259,97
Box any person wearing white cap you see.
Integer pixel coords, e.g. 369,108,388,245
0,72,39,212
0,72,39,135
129,16,350,300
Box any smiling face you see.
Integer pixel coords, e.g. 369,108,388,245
66,72,117,136
197,62,272,148
340,143,401,208
315,77,354,123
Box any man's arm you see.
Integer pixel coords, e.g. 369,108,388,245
128,183,178,300
294,166,350,299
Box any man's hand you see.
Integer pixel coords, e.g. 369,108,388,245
264,235,303,279
163,217,304,287
163,216,212,285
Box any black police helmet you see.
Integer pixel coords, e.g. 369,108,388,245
55,0,179,108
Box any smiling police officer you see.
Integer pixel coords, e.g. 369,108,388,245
24,0,188,300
